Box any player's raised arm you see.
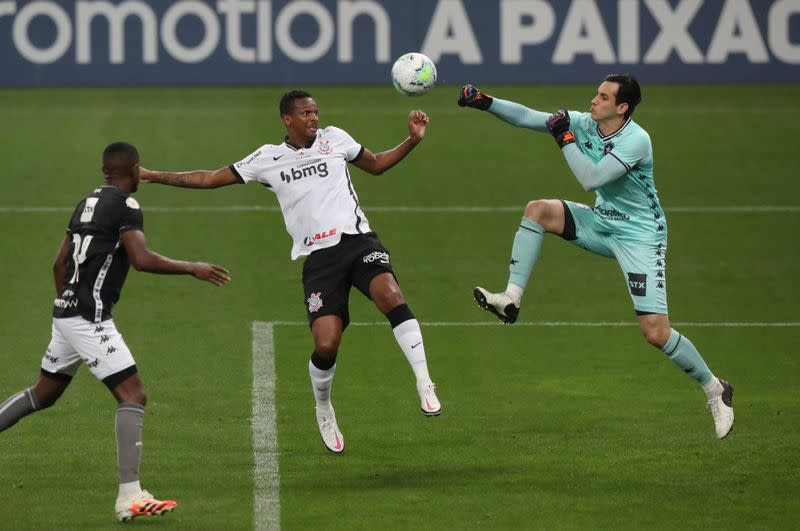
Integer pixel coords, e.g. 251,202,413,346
351,110,428,176
139,165,239,189
457,84,550,132
121,229,230,286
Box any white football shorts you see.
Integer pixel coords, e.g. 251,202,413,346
40,316,136,381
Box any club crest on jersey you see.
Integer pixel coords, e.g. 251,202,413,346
125,197,140,209
303,228,337,246
307,292,323,313
318,140,333,155
603,142,615,155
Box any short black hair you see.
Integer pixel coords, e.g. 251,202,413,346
605,73,641,119
279,89,312,117
102,142,138,177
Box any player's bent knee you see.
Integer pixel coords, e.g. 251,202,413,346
314,338,340,358
523,200,546,221
524,199,561,230
641,326,670,349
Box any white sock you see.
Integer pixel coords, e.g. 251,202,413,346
392,319,431,383
309,360,336,410
702,376,723,399
505,283,523,305
118,480,141,499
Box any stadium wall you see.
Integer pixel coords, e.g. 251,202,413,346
0,0,798,87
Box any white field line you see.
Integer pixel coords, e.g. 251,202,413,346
251,321,280,531
263,320,800,328
250,316,797,525
1,107,798,117
1,205,799,214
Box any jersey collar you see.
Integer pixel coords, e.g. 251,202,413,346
596,117,632,141
283,135,316,150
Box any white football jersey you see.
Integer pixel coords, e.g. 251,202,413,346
230,126,372,259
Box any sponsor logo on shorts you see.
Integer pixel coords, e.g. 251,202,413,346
362,251,389,264
87,358,100,368
307,292,323,313
627,273,647,296
304,228,337,246
593,205,630,221
44,354,59,364
53,298,78,309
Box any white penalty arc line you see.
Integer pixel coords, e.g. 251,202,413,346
251,321,280,531
1,205,799,214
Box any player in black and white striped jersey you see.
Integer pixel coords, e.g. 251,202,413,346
140,90,441,454
0,142,230,522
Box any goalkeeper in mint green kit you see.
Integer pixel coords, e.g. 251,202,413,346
457,74,734,439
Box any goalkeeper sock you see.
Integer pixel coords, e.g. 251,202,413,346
115,402,144,485
309,357,336,410
661,329,714,387
0,387,40,432
507,217,545,299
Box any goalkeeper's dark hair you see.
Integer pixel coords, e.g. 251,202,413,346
280,90,313,116
605,73,641,119
102,141,138,178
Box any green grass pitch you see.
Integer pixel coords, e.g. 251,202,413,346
0,84,798,529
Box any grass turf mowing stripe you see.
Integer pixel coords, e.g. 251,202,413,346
252,321,280,531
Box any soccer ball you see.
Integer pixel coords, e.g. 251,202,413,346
391,53,437,97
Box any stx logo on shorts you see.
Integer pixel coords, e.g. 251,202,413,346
304,228,337,246
280,161,328,183
44,354,59,364
307,292,323,313
627,273,647,296
362,251,389,264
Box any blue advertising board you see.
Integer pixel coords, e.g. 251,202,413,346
0,0,797,87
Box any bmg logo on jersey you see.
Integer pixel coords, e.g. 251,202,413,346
280,161,328,183
627,273,647,296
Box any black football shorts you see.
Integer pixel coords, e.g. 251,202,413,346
301,232,395,327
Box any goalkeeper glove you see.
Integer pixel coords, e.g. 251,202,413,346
546,108,576,148
457,84,493,111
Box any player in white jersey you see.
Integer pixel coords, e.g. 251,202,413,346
457,74,733,439
140,90,441,453
0,142,230,522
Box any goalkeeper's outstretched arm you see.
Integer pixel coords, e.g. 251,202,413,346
488,98,550,132
457,84,549,132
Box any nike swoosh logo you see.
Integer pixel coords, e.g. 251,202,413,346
334,432,342,450
411,341,422,349
273,155,284,161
